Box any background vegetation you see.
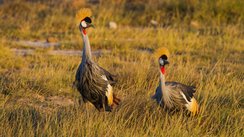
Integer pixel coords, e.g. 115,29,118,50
0,0,243,136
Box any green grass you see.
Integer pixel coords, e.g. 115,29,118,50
0,0,243,136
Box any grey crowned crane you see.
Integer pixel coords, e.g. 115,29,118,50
152,47,199,115
74,8,120,112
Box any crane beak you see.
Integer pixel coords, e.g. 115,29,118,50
164,60,169,65
88,23,95,28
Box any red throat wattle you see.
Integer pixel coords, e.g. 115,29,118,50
160,66,165,74
82,29,87,35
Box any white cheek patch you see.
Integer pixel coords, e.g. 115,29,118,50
81,21,87,28
159,58,164,65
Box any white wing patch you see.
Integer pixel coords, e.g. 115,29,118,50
101,75,113,105
179,91,199,114
106,84,113,105
180,91,191,110
101,75,108,81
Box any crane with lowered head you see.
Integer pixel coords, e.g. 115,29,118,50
152,47,199,115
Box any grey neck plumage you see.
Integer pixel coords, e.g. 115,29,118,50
81,32,92,63
160,71,173,108
152,69,171,107
152,71,166,104
160,73,166,91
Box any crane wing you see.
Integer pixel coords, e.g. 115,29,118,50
165,82,196,102
98,66,117,86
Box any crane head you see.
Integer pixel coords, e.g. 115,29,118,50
159,55,169,67
154,47,170,74
76,8,94,34
80,17,94,29
159,55,169,74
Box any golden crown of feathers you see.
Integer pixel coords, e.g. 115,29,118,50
154,47,170,59
75,8,92,24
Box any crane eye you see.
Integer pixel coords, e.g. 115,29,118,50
80,21,87,28
159,58,164,65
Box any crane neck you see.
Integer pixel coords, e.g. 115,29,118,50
159,68,173,108
81,29,92,63
160,72,166,91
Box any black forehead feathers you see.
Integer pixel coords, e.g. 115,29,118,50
83,17,92,23
159,55,168,60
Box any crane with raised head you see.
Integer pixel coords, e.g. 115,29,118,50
152,47,199,115
74,8,120,112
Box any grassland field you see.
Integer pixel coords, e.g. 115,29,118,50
0,0,243,136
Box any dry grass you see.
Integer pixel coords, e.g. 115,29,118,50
0,0,243,136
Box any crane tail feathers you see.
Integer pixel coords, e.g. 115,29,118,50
105,85,120,110
188,98,199,116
